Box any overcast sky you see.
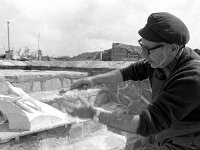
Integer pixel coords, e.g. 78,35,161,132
0,0,199,57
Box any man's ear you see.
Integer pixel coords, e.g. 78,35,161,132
171,44,179,52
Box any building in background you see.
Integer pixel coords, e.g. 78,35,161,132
5,50,13,59
102,49,112,61
102,43,141,61
38,50,42,61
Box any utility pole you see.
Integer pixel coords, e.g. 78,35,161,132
7,21,10,51
38,32,40,50
37,32,42,60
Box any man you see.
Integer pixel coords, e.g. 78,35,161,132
65,12,200,149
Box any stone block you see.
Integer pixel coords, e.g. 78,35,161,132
119,83,141,101
69,124,83,140
12,82,31,93
118,81,127,88
94,93,108,107
106,92,119,103
61,89,100,105
0,82,9,94
66,130,126,150
62,78,71,88
104,134,126,149
124,134,142,150
101,102,127,114
141,79,151,90
43,78,62,91
32,81,41,92
118,94,131,106
85,121,105,134
104,82,118,94
141,89,152,103
82,122,90,137
50,101,62,111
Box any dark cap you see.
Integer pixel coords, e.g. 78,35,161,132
138,12,190,45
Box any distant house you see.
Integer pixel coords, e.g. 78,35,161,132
102,43,142,61
5,50,13,59
102,49,112,61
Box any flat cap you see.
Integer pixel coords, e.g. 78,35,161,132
138,12,190,45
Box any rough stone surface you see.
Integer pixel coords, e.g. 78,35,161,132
43,78,62,90
86,121,104,134
65,131,126,150
0,82,9,94
69,124,83,139
0,70,88,93
0,122,126,150
12,82,32,93
32,81,41,92
95,93,108,107
118,94,132,106
0,60,134,69
119,82,141,101
0,60,154,149
61,78,71,88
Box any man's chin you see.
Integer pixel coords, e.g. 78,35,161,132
150,64,157,68
147,61,157,68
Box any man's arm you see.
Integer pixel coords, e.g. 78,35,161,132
91,70,123,86
64,95,140,133
70,70,123,90
97,110,140,133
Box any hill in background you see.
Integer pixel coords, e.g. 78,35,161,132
70,51,101,61
54,42,142,61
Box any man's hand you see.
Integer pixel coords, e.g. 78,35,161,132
70,77,94,90
64,95,96,119
58,77,94,95
5,82,42,113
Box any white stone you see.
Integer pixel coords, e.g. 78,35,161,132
0,82,67,131
0,97,67,130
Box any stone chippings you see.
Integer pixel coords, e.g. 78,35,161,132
0,122,126,150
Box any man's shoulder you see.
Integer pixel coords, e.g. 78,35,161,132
172,48,200,80
185,47,200,59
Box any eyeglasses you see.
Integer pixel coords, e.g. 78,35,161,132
138,39,165,55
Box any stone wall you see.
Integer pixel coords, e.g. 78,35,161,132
0,70,88,94
98,79,151,114
0,60,152,109
0,60,152,149
0,60,152,117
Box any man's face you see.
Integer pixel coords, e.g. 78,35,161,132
139,38,173,68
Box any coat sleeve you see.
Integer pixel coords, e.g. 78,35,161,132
120,60,150,81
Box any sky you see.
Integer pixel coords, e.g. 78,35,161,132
0,0,200,57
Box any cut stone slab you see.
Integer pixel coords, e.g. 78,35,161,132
0,97,67,130
0,82,67,131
